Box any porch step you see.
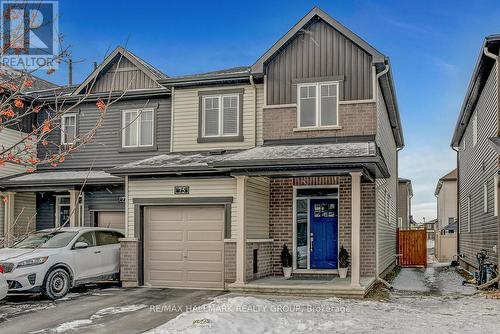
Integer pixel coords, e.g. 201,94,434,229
289,273,336,280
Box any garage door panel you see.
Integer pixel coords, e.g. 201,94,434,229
144,206,224,289
97,211,125,230
150,230,183,241
187,250,223,262
150,250,183,261
187,230,223,242
149,270,184,282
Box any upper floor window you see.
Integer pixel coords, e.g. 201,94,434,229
297,82,339,128
122,109,154,148
61,114,77,145
201,94,239,138
472,113,478,147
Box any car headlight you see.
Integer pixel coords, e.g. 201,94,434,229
16,257,48,269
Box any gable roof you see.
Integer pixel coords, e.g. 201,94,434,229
251,7,386,73
451,35,500,147
434,169,457,195
73,46,168,95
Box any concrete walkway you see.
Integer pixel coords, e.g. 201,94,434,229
392,263,476,297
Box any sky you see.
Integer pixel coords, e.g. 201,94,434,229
33,0,500,223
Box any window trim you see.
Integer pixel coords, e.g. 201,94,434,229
472,113,478,147
483,182,488,213
61,114,77,145
121,108,155,149
297,81,340,129
467,195,471,233
197,89,244,143
494,175,498,217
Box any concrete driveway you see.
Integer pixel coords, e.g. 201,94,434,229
0,284,223,334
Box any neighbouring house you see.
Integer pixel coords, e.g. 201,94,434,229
434,169,457,230
451,35,500,270
434,169,458,262
107,7,404,297
0,47,170,243
397,178,413,229
0,68,57,242
424,219,437,253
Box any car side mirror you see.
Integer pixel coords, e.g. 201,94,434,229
74,241,89,249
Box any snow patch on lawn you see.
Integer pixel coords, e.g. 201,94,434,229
147,294,500,334
392,268,429,292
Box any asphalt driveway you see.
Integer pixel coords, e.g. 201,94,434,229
0,285,223,334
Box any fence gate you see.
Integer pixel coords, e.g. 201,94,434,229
396,228,427,267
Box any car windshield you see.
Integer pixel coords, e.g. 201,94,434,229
12,231,78,249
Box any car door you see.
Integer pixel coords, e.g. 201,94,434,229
95,231,122,275
72,231,101,280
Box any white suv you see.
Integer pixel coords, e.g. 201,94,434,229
0,227,124,299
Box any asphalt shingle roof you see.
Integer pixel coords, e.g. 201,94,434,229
0,170,121,186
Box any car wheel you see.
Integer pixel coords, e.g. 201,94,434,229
44,268,70,300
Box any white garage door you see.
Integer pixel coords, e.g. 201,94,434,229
144,206,224,289
97,211,125,230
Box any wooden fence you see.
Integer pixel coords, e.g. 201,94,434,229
397,228,427,267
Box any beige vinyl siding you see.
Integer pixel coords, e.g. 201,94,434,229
127,177,237,238
171,84,264,152
458,62,498,267
0,128,32,177
246,177,270,239
255,84,265,146
375,83,397,274
12,192,36,237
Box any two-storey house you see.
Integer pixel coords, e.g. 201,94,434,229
110,8,404,297
0,47,170,241
451,35,500,270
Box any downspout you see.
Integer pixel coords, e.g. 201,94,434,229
483,46,500,268
249,74,257,146
375,63,393,290
451,146,460,260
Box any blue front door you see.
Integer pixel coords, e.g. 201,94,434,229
310,198,338,269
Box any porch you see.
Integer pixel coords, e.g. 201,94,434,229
0,170,124,244
229,276,376,298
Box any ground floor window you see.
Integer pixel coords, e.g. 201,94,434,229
294,187,339,270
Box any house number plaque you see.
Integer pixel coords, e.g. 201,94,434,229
174,186,190,195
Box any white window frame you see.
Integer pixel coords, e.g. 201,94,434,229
297,81,340,129
122,108,154,148
467,196,471,233
483,182,488,213
472,113,478,147
55,194,84,227
494,175,498,217
61,114,77,145
201,94,240,138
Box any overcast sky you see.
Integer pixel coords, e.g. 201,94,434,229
36,0,500,223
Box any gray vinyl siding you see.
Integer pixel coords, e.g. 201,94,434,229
376,83,397,274
83,185,125,226
266,18,373,105
90,56,160,93
458,62,498,268
37,97,171,169
36,193,55,230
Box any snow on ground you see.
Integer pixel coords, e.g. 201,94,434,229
148,265,496,334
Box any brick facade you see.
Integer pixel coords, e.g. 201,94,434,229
224,241,273,284
119,238,139,287
269,176,376,277
263,103,377,141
